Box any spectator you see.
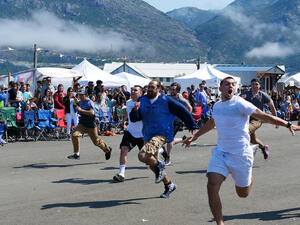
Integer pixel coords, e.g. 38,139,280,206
94,80,103,96
121,85,130,100
8,82,22,109
41,77,55,97
34,81,43,104
38,88,54,111
20,84,31,109
63,87,78,140
193,83,208,113
53,84,66,110
86,81,95,96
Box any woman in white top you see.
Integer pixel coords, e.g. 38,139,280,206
63,87,78,139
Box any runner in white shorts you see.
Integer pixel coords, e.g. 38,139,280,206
183,77,300,225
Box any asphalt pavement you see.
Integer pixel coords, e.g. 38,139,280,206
0,124,299,225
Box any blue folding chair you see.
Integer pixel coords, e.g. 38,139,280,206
23,111,38,141
35,110,57,141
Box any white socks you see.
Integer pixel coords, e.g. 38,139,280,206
119,165,126,177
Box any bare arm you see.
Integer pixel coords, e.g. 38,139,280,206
183,118,215,147
251,109,300,135
76,107,95,117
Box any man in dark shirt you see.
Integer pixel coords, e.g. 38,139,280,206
242,78,277,159
94,80,103,96
67,89,112,160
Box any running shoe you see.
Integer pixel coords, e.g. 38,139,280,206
67,153,80,160
160,182,177,198
105,147,112,160
262,145,269,160
113,174,125,182
154,160,165,183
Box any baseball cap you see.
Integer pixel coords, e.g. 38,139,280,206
78,88,87,95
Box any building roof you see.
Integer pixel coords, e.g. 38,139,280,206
104,62,198,78
214,64,285,73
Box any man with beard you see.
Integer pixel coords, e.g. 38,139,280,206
183,77,300,225
130,80,196,198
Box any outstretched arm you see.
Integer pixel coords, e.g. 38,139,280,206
251,109,300,135
183,118,215,147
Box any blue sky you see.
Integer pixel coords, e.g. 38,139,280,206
144,0,235,12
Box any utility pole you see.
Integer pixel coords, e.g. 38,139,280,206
33,44,38,69
123,56,127,72
196,56,200,70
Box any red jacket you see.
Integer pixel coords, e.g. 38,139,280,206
53,91,66,109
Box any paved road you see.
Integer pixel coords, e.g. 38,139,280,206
0,124,299,225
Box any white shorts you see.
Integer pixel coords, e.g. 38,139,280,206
207,147,253,187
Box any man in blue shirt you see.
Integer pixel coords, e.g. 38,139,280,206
67,89,112,160
130,80,196,198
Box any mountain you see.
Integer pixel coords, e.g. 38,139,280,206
166,7,219,29
0,0,202,74
195,0,300,68
225,0,280,12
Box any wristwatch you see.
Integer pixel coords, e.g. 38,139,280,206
286,121,292,128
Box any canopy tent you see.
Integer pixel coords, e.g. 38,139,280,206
114,72,151,90
174,64,240,92
278,73,300,88
73,59,128,88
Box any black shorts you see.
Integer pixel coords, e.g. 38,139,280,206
120,130,144,151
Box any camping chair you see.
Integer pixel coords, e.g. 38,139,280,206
35,110,57,141
0,107,22,142
192,106,203,128
0,122,7,146
107,107,125,134
23,110,38,141
55,109,67,139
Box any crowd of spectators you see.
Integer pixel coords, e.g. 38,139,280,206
0,76,299,142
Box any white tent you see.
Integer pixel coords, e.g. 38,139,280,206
114,72,151,90
278,73,300,87
174,64,240,91
73,59,128,88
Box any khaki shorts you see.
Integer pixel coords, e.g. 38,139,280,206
140,135,166,158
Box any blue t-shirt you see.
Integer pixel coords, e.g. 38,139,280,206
78,98,96,128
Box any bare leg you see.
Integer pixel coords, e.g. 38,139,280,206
120,146,129,165
138,152,170,184
207,172,226,225
235,176,253,198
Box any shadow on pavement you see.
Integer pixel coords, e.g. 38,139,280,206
222,207,300,222
41,196,159,210
176,170,207,175
101,166,148,171
14,162,103,169
52,176,148,185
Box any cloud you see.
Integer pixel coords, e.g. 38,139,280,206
0,11,142,53
245,42,295,59
223,7,300,58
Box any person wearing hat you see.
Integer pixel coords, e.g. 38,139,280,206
67,88,112,160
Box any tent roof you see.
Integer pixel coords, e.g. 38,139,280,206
73,59,128,88
176,64,240,83
36,67,82,78
114,72,151,89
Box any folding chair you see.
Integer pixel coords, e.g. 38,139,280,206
55,109,67,139
23,111,38,141
35,110,57,141
107,108,124,134
0,122,7,146
0,107,22,142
